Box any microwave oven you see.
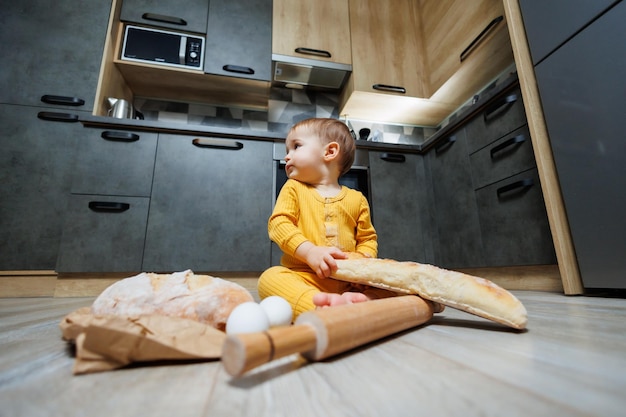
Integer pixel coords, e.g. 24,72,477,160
121,25,204,70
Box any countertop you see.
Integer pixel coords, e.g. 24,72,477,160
80,74,520,156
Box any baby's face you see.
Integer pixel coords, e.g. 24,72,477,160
284,127,326,183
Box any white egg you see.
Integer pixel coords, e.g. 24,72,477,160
259,296,293,327
226,302,270,335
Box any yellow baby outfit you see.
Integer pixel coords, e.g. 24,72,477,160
258,179,385,318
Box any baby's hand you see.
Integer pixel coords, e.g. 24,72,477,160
304,245,347,279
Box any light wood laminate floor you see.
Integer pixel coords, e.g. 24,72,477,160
1,291,625,417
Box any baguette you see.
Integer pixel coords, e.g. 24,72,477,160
332,258,527,329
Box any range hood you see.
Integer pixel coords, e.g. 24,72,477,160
272,54,352,91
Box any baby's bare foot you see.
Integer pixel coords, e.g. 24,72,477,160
313,292,370,308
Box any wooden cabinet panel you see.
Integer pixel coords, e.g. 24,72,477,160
143,135,273,272
272,0,352,65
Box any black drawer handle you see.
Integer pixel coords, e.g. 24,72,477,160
380,153,406,163
460,15,504,62
372,84,406,94
141,12,187,26
192,138,244,150
222,65,255,75
40,95,85,107
101,131,140,142
434,135,457,155
88,201,130,212
484,93,518,122
490,135,526,159
496,178,534,198
37,111,79,123
294,47,331,58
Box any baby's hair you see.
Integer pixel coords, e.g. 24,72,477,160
290,118,356,176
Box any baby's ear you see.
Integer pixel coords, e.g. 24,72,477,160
324,141,340,161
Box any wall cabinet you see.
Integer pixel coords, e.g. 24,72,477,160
204,0,272,82
142,135,273,272
369,151,431,262
529,0,626,289
120,0,209,34
272,0,352,66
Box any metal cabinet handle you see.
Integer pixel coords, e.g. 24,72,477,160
372,84,406,94
380,153,406,163
37,111,79,123
460,15,504,62
40,95,85,107
434,135,457,155
222,65,255,75
484,93,518,121
192,138,244,150
141,12,187,26
101,131,140,142
88,201,130,212
294,47,331,58
496,178,534,198
490,135,526,159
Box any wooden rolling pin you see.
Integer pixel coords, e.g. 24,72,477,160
221,295,435,377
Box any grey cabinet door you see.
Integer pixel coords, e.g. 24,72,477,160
0,105,80,269
369,152,429,262
427,130,484,268
203,0,272,81
519,0,616,65
534,1,626,289
143,135,273,272
56,195,150,272
71,129,158,197
120,0,209,34
0,0,110,110
475,169,556,267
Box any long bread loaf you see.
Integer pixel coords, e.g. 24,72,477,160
332,258,527,329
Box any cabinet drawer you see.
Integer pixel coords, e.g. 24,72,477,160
465,87,527,154
56,195,150,272
476,169,556,266
71,129,157,197
470,125,535,190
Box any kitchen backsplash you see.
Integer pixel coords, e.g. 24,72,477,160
134,64,515,145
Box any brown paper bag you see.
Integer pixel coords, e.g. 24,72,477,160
60,308,225,374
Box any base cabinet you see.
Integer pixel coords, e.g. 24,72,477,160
142,135,273,272
369,151,430,262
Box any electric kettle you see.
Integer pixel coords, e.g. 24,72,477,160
107,97,144,119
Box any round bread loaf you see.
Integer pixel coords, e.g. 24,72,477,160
91,270,254,331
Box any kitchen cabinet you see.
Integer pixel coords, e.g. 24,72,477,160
518,0,616,65
272,0,352,66
56,129,158,272
530,0,626,289
0,105,80,269
369,152,431,262
427,130,484,268
0,0,110,270
0,0,111,110
120,0,209,34
204,0,272,81
143,135,273,272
